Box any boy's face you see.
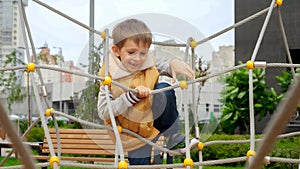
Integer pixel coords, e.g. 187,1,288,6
112,39,149,72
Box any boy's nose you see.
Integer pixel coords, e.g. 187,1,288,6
132,53,144,60
132,56,142,62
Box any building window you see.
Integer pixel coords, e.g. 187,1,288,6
213,104,223,113
181,103,192,113
205,103,210,112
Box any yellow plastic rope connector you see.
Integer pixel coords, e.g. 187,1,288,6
190,40,197,48
117,126,122,133
45,108,54,116
246,60,255,70
183,158,194,168
49,156,60,168
102,76,112,85
26,63,35,72
118,160,128,169
275,0,283,7
246,150,256,160
101,31,106,39
179,80,188,89
197,142,204,151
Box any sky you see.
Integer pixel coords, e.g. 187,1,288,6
25,0,234,66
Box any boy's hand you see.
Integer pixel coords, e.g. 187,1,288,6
170,59,195,83
135,86,152,98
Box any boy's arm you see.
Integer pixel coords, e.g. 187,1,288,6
156,57,195,82
97,85,141,120
155,56,172,77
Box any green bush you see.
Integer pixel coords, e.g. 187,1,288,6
26,127,44,142
173,134,300,169
192,134,251,167
47,120,67,128
66,121,82,129
22,120,82,142
268,136,300,169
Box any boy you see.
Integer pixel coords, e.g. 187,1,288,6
98,18,198,165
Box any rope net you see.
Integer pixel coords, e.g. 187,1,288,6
0,0,300,169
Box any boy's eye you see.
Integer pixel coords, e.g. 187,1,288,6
139,52,147,56
127,50,148,57
128,51,136,55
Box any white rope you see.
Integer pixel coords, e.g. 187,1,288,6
250,0,276,61
247,0,276,165
2,0,300,168
276,8,296,80
247,76,300,169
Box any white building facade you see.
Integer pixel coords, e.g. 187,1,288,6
0,0,27,61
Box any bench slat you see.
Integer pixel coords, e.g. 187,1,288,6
48,129,110,134
38,128,165,163
44,139,114,145
42,149,114,155
34,156,120,162
48,134,112,140
42,143,116,149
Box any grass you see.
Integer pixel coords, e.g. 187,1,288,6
0,156,245,169
0,156,83,168
203,166,244,169
0,156,21,166
0,156,92,169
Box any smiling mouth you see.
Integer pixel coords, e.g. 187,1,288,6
129,62,140,68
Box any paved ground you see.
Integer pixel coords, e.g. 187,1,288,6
1,148,15,157
1,137,16,158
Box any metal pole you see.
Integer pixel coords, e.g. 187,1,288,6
89,0,95,123
54,47,63,112
89,0,94,74
59,49,62,113
27,72,31,127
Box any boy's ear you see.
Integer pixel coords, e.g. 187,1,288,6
111,45,120,57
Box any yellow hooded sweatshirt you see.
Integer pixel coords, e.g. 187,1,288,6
98,52,160,152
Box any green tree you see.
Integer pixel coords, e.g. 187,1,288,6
74,43,103,125
195,56,210,84
0,50,26,111
275,68,300,120
219,63,283,134
275,68,300,93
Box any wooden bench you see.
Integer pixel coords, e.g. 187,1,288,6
34,128,165,164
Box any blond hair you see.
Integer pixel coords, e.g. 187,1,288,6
112,19,152,49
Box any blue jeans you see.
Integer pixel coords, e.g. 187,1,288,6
128,82,180,165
